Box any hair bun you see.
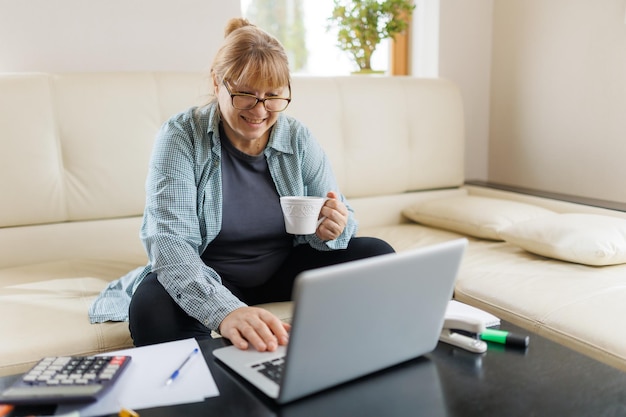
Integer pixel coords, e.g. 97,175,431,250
224,17,255,38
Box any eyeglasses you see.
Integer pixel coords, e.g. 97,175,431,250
222,80,291,112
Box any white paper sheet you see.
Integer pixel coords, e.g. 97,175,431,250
55,338,219,416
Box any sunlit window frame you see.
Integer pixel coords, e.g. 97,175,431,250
390,8,412,75
241,0,413,76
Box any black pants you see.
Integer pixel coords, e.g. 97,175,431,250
128,237,394,346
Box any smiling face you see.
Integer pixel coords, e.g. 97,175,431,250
209,22,291,155
214,77,289,155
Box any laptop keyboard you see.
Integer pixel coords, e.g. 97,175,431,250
252,357,285,384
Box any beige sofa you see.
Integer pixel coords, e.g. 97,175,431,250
2,73,626,378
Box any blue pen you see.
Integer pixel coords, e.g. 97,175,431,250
165,347,199,385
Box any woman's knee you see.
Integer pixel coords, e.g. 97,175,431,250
128,273,210,346
349,236,395,257
129,273,167,345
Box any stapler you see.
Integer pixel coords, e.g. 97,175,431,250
439,315,488,353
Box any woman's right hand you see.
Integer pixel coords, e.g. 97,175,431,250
219,307,291,351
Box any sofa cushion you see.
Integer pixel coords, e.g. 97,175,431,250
452,237,626,371
500,213,626,266
0,260,136,376
402,196,554,240
287,77,465,198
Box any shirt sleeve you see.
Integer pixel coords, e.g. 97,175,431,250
141,111,245,331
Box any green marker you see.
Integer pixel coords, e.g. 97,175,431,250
480,329,529,348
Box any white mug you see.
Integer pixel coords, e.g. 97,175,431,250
280,196,327,235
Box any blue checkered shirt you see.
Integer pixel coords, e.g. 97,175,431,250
89,103,357,331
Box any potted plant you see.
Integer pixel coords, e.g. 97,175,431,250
327,0,415,73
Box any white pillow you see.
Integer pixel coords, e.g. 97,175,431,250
402,196,555,240
500,213,626,266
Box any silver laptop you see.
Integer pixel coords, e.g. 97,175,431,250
213,238,467,404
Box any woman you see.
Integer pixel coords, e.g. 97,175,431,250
89,18,394,352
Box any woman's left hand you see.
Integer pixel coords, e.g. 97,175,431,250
316,191,349,241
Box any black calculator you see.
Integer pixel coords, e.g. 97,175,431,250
0,355,131,405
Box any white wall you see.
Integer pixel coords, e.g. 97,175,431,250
437,0,493,182
489,0,626,203
412,0,493,181
0,0,240,72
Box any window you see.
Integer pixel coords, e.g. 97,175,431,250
241,0,390,75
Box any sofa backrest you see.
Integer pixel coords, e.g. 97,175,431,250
288,76,465,198
0,73,464,229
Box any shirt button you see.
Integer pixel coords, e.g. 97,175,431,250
203,319,210,326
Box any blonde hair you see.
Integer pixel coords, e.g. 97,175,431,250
211,18,290,90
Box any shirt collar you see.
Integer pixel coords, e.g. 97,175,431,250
266,114,293,154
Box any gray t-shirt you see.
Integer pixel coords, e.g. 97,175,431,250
201,130,292,288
